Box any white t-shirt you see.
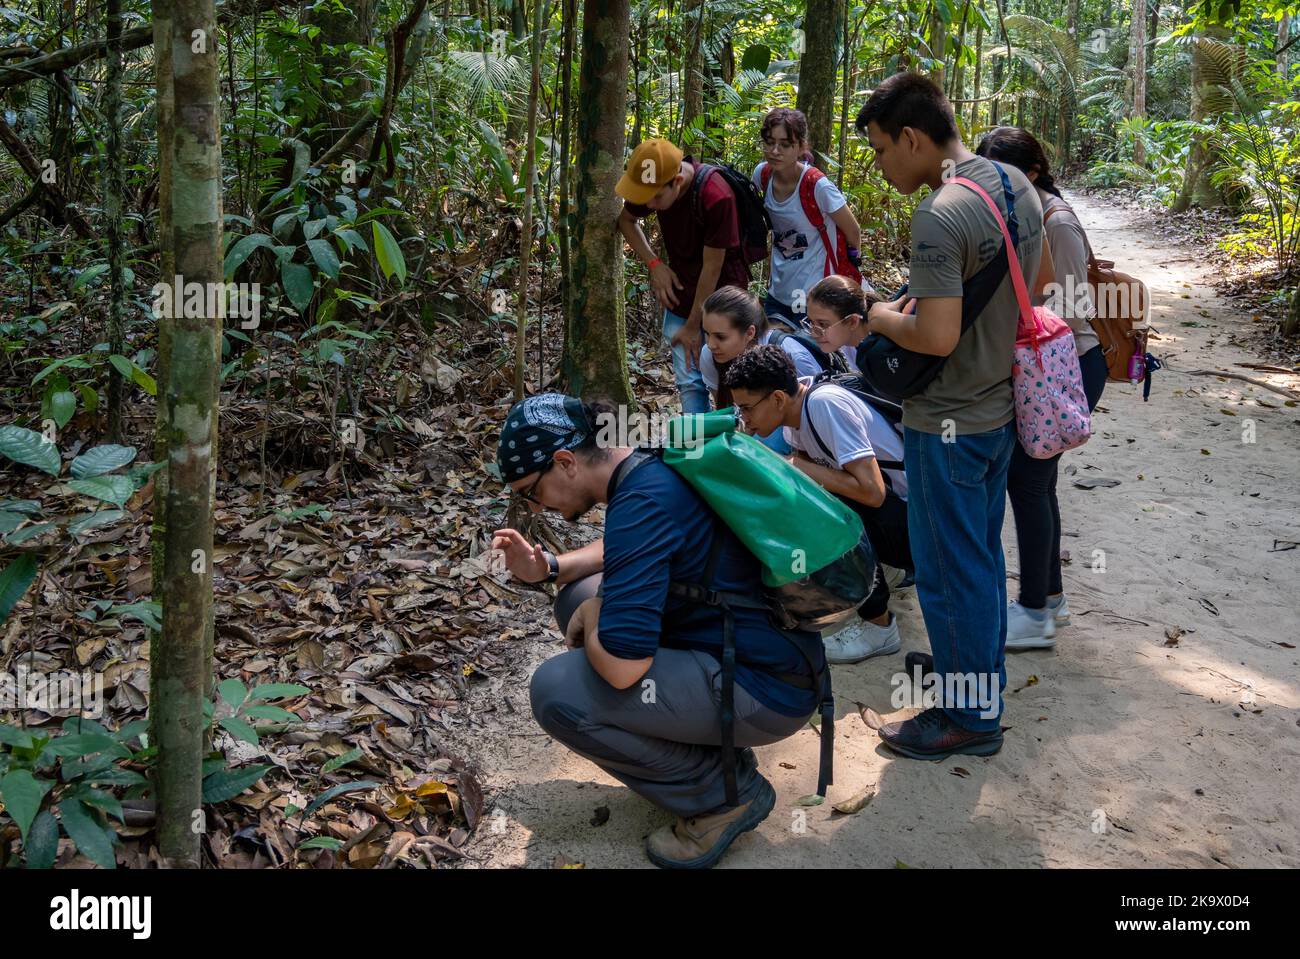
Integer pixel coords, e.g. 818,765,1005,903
783,376,908,500
700,329,823,393
752,162,847,308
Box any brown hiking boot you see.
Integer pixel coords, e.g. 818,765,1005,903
645,777,776,869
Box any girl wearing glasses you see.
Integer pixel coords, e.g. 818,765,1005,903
698,287,825,454
752,108,865,330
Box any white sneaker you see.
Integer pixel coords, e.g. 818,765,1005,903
823,614,902,664
1045,593,1071,625
1005,601,1057,650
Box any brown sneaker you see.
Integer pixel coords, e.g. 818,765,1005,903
645,777,776,869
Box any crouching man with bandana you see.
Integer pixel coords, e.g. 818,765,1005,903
491,393,824,869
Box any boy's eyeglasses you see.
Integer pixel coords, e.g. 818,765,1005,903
735,392,775,415
517,460,554,505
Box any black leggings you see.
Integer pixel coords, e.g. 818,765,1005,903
839,487,912,621
1007,345,1109,609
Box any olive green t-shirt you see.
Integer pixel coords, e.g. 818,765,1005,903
902,157,1043,435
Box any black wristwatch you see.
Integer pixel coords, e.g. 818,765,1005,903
541,550,560,583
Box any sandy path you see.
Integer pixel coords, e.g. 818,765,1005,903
450,192,1300,869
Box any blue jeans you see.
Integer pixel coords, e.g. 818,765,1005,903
663,309,710,416
903,421,1016,732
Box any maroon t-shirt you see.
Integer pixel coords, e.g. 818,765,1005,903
624,157,752,316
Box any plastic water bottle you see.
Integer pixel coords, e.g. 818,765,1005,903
1128,351,1145,386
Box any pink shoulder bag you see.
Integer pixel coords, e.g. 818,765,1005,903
947,176,1092,459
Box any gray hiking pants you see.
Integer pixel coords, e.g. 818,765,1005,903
529,645,811,818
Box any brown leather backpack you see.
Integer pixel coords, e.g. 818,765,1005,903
1045,206,1150,382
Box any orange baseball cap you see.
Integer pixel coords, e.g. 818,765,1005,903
616,139,684,205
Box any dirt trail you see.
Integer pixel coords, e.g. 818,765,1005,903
449,192,1300,869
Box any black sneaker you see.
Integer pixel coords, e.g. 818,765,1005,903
878,706,1003,760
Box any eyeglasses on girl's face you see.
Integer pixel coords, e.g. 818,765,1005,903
806,313,860,336
760,136,797,154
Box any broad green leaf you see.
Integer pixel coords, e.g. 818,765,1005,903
0,425,60,475
59,798,116,868
83,767,148,787
0,500,41,516
223,233,275,279
49,391,76,428
202,763,271,803
303,218,327,241
24,809,58,868
304,781,379,817
45,734,130,759
6,522,57,545
336,228,368,254
71,444,137,478
740,44,772,73
0,770,49,844
307,238,341,280
282,259,315,313
372,222,406,286
298,835,344,850
130,365,157,396
108,354,134,380
218,678,248,709
248,683,309,702
106,601,161,631
78,384,99,413
32,355,91,385
74,786,124,822
0,723,35,749
218,716,260,745
241,704,296,722
320,746,362,776
0,511,23,534
0,554,39,621
67,510,126,536
67,475,134,508
74,263,109,289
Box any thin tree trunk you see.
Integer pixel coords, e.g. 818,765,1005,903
515,0,551,401
155,0,222,868
557,0,576,353
105,0,125,442
562,0,632,404
681,0,704,152
1131,0,1146,166
797,0,838,166
1279,13,1291,76
1172,25,1229,212
972,19,983,131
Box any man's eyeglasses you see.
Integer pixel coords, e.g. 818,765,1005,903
517,459,554,506
735,391,775,416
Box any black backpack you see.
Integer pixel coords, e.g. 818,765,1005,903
768,328,849,377
804,372,906,472
691,162,771,267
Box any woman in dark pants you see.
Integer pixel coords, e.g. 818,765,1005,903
976,127,1110,649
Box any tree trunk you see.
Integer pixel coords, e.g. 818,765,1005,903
557,0,577,352
515,0,551,401
1131,0,1146,166
1285,284,1300,337
971,19,983,131
1279,13,1291,77
928,6,948,90
681,0,705,152
562,0,632,405
797,0,838,166
154,0,222,868
105,0,126,442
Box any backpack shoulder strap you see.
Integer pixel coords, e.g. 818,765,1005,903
798,165,840,276
801,383,837,465
609,448,657,495
690,162,716,225
759,162,772,195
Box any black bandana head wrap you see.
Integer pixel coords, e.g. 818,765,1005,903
496,393,593,482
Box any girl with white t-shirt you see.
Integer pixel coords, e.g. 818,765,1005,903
752,108,864,329
699,287,823,454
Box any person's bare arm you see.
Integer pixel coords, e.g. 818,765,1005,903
867,296,962,356
793,455,886,508
689,245,727,323
491,530,603,584
618,207,682,310
584,626,654,689
829,205,861,250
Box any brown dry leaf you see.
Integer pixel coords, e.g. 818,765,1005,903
951,767,971,778
857,703,885,730
831,785,876,815
1164,626,1184,647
